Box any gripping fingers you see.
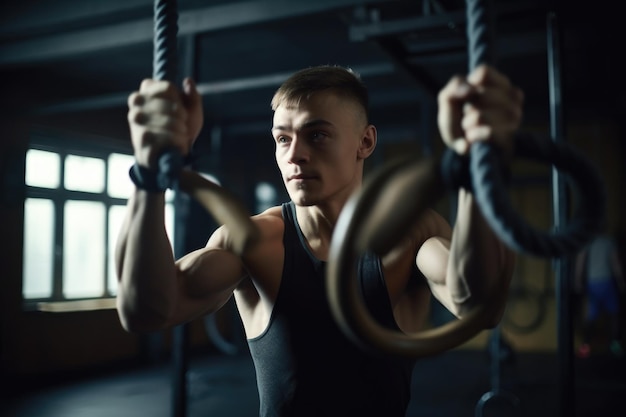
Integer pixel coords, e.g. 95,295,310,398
468,64,511,90
461,101,517,137
128,98,187,135
461,79,523,149
128,86,189,168
461,101,519,152
437,75,473,150
438,65,524,155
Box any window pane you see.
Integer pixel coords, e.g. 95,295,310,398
107,205,127,295
64,155,105,193
23,198,55,299
25,149,60,188
63,200,105,298
107,153,135,199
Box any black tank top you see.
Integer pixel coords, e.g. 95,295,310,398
247,202,417,417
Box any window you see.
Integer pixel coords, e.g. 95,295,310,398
22,135,176,309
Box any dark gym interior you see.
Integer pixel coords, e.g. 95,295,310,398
1,1,625,416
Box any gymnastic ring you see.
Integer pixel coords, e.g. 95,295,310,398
326,133,605,358
326,156,505,358
178,171,260,255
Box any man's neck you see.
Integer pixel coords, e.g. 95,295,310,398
294,203,343,262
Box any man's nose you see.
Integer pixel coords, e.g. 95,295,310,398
286,137,309,164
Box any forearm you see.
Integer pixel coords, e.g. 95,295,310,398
115,190,178,332
447,189,513,318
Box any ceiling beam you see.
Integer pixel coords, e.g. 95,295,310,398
350,10,466,42
0,0,399,66
0,0,151,38
35,62,396,114
403,31,548,65
349,1,546,42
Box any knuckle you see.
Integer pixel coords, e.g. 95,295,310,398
127,107,139,123
128,92,147,110
128,108,146,125
439,75,464,101
140,79,153,91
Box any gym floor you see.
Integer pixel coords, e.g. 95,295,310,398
1,348,624,417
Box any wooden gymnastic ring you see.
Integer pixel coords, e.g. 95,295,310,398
179,170,260,255
326,156,502,358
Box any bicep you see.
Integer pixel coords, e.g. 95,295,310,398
177,246,246,299
415,236,455,311
168,227,247,325
413,210,454,308
413,209,452,282
416,236,450,286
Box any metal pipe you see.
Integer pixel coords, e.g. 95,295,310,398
547,10,575,417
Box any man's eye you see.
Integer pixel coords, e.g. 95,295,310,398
277,136,289,144
311,132,327,141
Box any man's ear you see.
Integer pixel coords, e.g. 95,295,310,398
357,124,377,160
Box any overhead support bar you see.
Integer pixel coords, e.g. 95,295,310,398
350,11,466,41
349,1,544,42
401,31,548,65
0,0,400,66
35,62,395,114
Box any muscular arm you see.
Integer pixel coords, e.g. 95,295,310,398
115,189,247,333
419,64,521,326
416,189,514,326
115,190,176,332
116,77,248,333
448,189,514,323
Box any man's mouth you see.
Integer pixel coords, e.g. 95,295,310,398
288,173,315,181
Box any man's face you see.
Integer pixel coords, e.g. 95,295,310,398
272,92,370,207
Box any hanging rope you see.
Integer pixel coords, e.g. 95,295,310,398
153,0,179,82
466,0,494,71
469,132,605,257
462,0,605,257
153,0,184,191
150,0,259,254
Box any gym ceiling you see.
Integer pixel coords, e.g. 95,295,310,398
0,0,621,149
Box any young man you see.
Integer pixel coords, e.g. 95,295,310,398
116,64,522,416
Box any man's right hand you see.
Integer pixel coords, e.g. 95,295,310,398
127,77,203,170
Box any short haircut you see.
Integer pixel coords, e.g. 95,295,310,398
271,65,370,122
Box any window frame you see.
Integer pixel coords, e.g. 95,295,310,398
22,129,137,311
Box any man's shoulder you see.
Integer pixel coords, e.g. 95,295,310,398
253,205,284,221
251,205,286,237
